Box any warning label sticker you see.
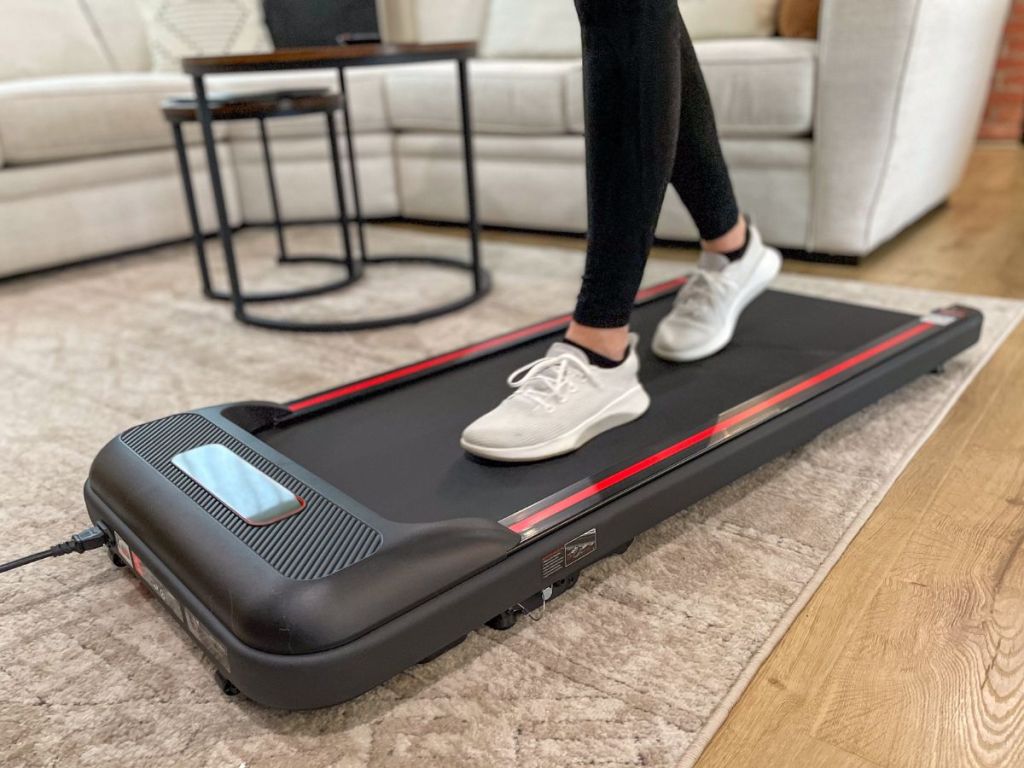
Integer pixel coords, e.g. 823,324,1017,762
184,609,231,674
541,546,564,579
541,528,597,579
115,535,133,567
134,558,183,623
564,528,598,566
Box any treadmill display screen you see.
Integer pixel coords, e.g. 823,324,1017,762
172,444,304,525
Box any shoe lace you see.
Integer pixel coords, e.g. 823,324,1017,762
506,354,599,411
673,269,735,318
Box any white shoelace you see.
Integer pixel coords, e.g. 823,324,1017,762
673,269,735,318
506,354,600,412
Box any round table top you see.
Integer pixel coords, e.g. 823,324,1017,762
161,89,340,122
182,42,478,76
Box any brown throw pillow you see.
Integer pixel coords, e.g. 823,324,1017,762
778,0,821,39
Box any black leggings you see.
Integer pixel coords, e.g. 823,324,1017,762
572,0,740,328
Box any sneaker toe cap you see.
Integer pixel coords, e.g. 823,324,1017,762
654,317,712,349
461,410,531,450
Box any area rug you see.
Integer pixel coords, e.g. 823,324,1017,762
1,226,1021,768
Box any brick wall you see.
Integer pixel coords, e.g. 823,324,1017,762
980,0,1024,140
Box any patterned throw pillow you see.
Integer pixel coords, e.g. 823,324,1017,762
138,0,274,72
677,0,779,39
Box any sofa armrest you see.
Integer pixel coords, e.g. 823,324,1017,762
376,0,488,45
810,0,1011,256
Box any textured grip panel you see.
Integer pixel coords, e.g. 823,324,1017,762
120,413,381,581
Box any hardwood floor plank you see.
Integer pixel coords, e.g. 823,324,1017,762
694,324,1024,767
814,358,1024,767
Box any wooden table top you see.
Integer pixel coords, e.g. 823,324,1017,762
161,89,340,122
183,42,477,75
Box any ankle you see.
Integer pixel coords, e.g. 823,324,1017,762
563,338,629,369
701,215,747,256
565,322,629,363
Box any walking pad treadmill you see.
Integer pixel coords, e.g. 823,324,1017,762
84,280,982,709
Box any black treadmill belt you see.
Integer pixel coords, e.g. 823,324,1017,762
259,289,915,526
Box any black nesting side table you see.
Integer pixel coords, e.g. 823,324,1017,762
181,42,490,332
163,89,360,304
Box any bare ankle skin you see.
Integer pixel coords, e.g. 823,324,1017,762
701,214,746,254
565,321,630,361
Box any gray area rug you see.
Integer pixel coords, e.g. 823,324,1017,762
1,226,1021,768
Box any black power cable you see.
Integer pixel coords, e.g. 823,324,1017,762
0,525,110,574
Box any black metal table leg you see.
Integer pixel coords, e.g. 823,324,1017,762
336,68,368,260
325,109,358,277
171,122,214,297
183,53,489,332
185,82,360,306
192,75,245,320
258,117,290,263
229,58,491,335
457,58,484,293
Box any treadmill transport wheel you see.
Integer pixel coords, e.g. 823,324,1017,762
215,670,240,697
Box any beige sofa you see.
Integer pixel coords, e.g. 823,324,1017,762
0,0,1012,278
0,0,399,278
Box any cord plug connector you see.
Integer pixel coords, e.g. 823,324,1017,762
1,524,112,574
50,525,110,557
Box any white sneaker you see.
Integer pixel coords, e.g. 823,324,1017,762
461,335,650,462
652,224,781,362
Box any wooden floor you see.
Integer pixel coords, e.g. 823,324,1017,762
471,145,1024,768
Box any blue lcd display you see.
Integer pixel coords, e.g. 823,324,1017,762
171,444,303,525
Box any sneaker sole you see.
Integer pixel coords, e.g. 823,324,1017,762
460,385,651,463
652,247,783,363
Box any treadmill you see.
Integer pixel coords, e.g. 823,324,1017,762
84,280,982,709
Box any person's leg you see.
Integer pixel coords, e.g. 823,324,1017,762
461,0,777,461
653,7,782,362
567,0,686,362
666,11,742,249
461,0,685,461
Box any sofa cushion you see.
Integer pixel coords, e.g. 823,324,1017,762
386,60,577,134
0,68,392,167
0,0,113,81
566,39,817,138
476,0,780,60
480,0,582,59
378,0,488,45
80,0,154,72
679,0,780,39
0,74,194,165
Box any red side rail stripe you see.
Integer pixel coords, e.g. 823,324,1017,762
286,277,687,413
507,322,932,535
287,315,572,411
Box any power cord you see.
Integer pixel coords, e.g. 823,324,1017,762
0,525,110,574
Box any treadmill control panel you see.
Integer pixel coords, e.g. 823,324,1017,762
172,444,304,526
